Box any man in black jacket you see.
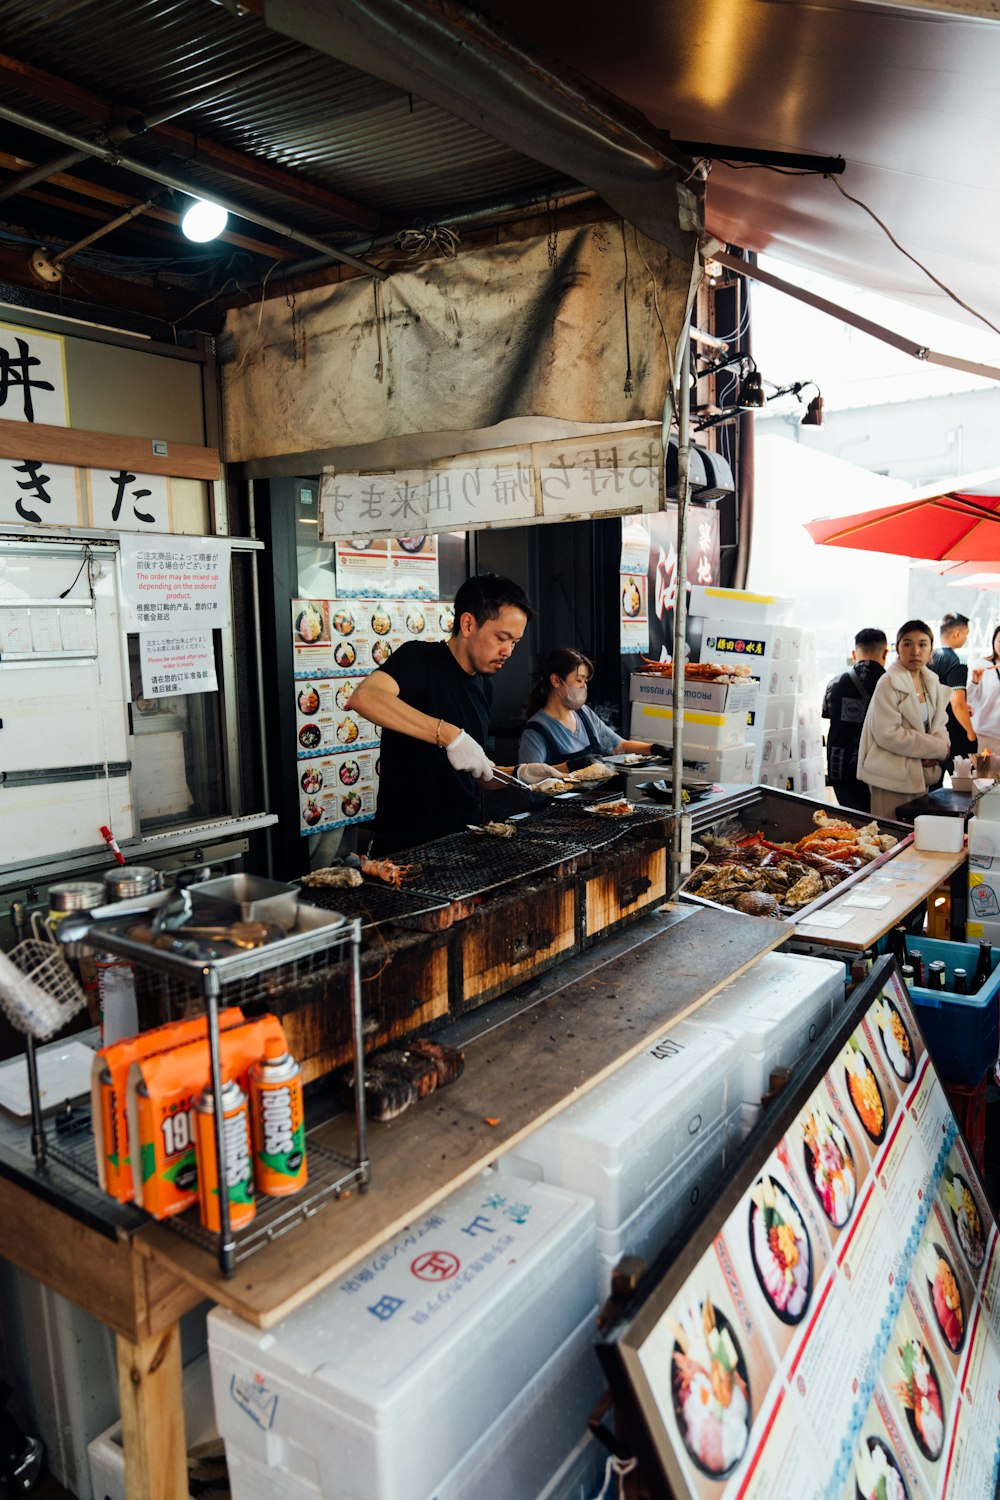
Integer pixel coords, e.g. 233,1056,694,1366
931,611,977,774
823,627,888,812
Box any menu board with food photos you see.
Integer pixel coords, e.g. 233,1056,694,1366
291,597,454,833
600,957,1000,1500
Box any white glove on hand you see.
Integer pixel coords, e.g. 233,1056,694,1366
515,762,561,786
446,728,494,781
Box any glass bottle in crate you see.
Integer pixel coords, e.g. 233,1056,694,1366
973,941,993,991
952,968,969,995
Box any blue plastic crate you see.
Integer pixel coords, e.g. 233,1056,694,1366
901,936,1000,1085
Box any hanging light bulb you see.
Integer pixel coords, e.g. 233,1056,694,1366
181,197,228,243
736,369,765,408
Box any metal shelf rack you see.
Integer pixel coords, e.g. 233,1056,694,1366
57,904,368,1275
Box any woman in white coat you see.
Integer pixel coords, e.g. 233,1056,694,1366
968,623,1000,751
857,619,950,819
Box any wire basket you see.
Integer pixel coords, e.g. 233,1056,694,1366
0,940,88,1040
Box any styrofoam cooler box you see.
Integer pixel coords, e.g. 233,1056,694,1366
591,1106,742,1300
798,727,823,762
759,757,825,794
501,1014,738,1232
87,1354,215,1500
704,657,797,698
966,916,1000,945
687,586,793,625
796,696,822,729
536,1432,606,1500
626,715,756,781
694,953,845,1105
208,1173,596,1500
625,704,749,749
628,672,758,718
700,621,802,664
222,1310,604,1500
752,693,795,732
968,818,1000,870
968,871,1000,922
748,725,794,765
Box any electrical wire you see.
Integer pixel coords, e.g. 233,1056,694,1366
233,260,280,375
630,225,673,380
826,173,1000,339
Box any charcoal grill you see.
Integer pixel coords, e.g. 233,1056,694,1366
395,829,588,901
299,880,450,929
532,797,670,847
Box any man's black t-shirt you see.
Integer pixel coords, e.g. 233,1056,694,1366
930,645,976,761
370,640,492,853
822,658,885,786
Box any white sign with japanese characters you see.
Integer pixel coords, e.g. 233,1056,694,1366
318,427,664,540
139,631,218,698
89,469,171,533
0,457,81,527
0,323,70,426
119,535,231,631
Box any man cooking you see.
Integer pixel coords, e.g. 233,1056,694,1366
348,573,537,853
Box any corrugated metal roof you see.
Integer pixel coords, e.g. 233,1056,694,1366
0,0,569,268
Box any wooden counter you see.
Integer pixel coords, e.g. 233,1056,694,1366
0,902,785,1498
791,845,967,951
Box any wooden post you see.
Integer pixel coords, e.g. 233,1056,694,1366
116,1325,188,1500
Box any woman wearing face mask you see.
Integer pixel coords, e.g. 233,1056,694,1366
517,648,656,776
857,619,950,819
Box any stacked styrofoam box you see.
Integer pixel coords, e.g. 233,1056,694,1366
692,952,846,1155
207,1173,599,1500
500,1015,742,1300
967,815,1000,944
627,673,758,760
88,1354,215,1500
691,589,812,784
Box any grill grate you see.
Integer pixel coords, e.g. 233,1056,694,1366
393,829,588,900
299,881,450,929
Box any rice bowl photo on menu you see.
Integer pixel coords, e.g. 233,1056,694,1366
890,1337,945,1461
854,1435,910,1500
339,759,360,786
298,723,321,751
843,1037,886,1144
800,1103,857,1228
941,1160,986,1270
295,601,326,644
920,1240,965,1354
341,791,362,817
372,639,392,665
669,1294,750,1479
300,767,323,795
297,685,320,716
334,641,357,668
873,995,914,1083
303,799,323,827
748,1175,811,1323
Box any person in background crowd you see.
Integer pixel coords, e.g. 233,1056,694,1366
968,623,1000,752
518,648,661,770
930,611,977,773
857,620,950,819
822,627,888,812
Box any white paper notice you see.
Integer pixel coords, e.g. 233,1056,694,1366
58,609,97,654
0,607,31,653
120,534,231,631
841,891,894,910
139,632,217,698
796,907,855,930
28,610,62,652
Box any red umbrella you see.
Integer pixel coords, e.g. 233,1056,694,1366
805,470,1000,562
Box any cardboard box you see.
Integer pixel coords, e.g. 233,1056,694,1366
687,585,793,625
628,672,758,718
700,619,802,664
629,701,750,749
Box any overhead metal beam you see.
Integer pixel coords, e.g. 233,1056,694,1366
0,102,388,281
263,0,704,263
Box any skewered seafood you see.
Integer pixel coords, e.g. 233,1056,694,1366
470,821,517,838
301,865,364,889
359,854,420,887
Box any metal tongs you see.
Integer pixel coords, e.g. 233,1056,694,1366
490,767,533,790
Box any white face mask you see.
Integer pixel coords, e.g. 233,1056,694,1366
558,680,587,710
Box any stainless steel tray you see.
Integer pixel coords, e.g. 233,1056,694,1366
681,783,913,924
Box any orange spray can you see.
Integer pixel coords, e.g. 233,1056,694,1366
249,1038,308,1196
195,1078,256,1232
